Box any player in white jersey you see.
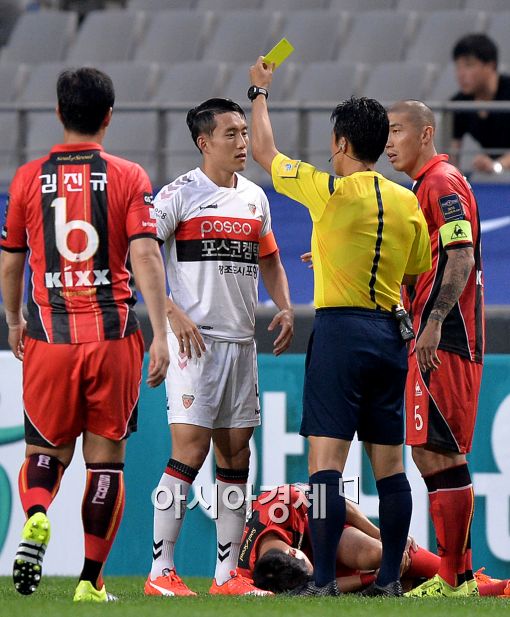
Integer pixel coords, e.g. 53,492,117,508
145,98,294,597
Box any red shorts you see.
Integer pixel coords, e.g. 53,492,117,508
405,350,482,454
23,331,145,446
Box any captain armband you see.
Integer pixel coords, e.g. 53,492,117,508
439,220,473,248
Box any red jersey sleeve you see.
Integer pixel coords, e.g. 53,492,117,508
125,163,158,241
426,170,474,249
0,169,28,252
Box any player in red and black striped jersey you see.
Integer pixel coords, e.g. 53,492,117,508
0,68,169,602
238,484,442,594
2,144,157,344
387,100,484,598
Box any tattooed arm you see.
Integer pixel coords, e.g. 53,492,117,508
416,247,475,372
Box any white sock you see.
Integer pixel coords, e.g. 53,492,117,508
214,477,248,585
150,467,193,580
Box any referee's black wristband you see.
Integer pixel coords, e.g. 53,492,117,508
247,85,269,101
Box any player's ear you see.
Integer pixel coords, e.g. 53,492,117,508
102,108,113,129
197,134,207,153
422,125,434,145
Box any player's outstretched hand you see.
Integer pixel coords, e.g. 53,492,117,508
268,308,294,356
416,320,442,372
249,56,275,89
300,251,313,269
7,319,26,361
147,335,169,388
167,303,206,359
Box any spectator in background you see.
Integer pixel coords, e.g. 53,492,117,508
451,33,510,175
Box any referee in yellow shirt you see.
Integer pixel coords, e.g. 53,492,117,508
248,57,431,597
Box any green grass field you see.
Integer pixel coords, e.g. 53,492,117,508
0,576,508,617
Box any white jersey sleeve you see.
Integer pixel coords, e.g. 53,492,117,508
259,188,272,239
154,178,187,241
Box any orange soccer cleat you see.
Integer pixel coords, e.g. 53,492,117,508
209,570,273,596
144,569,197,597
499,580,510,598
473,567,510,597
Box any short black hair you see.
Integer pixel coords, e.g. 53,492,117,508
452,33,498,66
252,549,312,594
186,98,246,152
330,96,389,164
57,67,115,135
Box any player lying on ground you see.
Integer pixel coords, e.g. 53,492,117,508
238,484,509,597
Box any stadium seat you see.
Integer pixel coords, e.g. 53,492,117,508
397,0,465,10
127,0,196,8
463,0,510,9
428,62,458,101
0,10,78,64
361,62,437,101
0,63,28,102
154,62,228,103
102,111,159,181
21,61,157,105
25,111,63,161
267,111,300,159
0,112,19,188
488,13,510,66
338,11,416,64
164,111,202,181
195,0,262,8
223,62,294,102
201,11,282,63
278,11,350,63
263,0,329,9
405,11,487,64
134,10,213,64
291,61,366,102
0,0,24,47
328,0,395,10
18,62,67,103
305,110,335,169
99,62,160,102
66,10,146,64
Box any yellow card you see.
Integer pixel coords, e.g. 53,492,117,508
263,38,294,69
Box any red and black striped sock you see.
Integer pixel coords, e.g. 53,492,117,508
424,464,473,588
80,462,125,590
18,453,64,518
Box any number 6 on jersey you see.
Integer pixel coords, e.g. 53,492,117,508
52,197,99,262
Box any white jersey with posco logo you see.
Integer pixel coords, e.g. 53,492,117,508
155,167,273,343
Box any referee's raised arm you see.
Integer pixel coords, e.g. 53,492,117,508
249,57,278,174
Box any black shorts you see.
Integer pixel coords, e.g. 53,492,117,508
300,308,408,445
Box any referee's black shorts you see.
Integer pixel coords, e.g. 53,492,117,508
300,307,408,445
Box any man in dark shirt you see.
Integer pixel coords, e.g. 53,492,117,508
451,33,510,175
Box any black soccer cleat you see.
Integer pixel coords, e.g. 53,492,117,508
12,512,50,595
360,580,403,597
287,579,340,597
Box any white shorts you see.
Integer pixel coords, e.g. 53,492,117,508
165,332,261,429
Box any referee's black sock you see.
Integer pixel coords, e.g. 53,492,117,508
307,469,345,588
376,472,412,587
